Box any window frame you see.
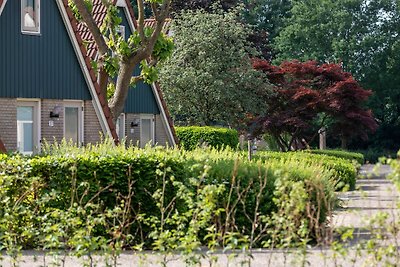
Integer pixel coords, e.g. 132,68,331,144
21,0,40,35
140,114,155,148
116,113,126,141
63,101,84,146
16,100,41,155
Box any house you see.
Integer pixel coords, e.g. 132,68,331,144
0,0,177,154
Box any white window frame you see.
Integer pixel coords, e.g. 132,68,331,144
140,114,155,148
21,0,40,35
17,100,41,155
63,101,84,146
116,113,126,141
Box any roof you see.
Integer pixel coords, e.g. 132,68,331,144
0,0,6,16
66,0,178,145
61,0,118,142
143,18,172,33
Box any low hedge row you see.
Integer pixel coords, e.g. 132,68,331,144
0,144,336,249
176,126,239,150
254,151,358,191
305,149,364,164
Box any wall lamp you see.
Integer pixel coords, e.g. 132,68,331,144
130,119,140,127
50,106,62,118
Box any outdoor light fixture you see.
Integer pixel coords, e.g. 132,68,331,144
131,119,139,127
50,106,62,118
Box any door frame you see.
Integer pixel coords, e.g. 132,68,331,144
140,114,155,147
16,99,41,155
63,100,84,145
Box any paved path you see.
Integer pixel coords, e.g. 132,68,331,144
1,165,399,267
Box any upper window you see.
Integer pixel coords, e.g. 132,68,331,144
21,0,40,34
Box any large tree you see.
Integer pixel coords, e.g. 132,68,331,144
71,0,173,124
250,59,377,150
159,7,271,127
273,0,400,149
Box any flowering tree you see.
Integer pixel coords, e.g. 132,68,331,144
250,59,378,150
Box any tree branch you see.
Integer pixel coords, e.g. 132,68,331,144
73,0,109,56
136,0,146,42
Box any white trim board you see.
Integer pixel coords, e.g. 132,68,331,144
0,0,8,16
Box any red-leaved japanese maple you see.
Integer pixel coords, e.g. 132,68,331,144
250,59,378,150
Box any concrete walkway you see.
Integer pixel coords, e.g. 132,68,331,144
1,165,399,267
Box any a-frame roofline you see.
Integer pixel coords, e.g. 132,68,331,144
72,0,177,146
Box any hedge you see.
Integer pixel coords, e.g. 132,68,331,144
176,126,239,150
305,149,364,164
0,143,336,249
254,151,358,191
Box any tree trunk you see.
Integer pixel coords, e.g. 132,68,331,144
108,61,137,123
341,136,347,150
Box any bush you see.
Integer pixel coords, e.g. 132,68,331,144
254,151,358,191
305,149,364,164
176,126,239,150
0,142,336,250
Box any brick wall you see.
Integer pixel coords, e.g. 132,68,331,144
0,98,17,151
41,99,64,144
124,113,171,147
125,113,140,146
84,100,103,144
155,114,170,146
0,99,105,152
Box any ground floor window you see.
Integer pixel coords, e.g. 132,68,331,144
17,101,39,155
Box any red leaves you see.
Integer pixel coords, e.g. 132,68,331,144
251,59,378,145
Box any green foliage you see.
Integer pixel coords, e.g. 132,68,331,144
0,141,337,252
254,151,358,191
68,0,93,21
273,0,400,151
159,6,271,126
176,126,239,150
305,149,364,165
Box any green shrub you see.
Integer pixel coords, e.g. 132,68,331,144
0,142,336,249
305,149,364,164
0,153,7,161
254,151,357,191
176,126,239,150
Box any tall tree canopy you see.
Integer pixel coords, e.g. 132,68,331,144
273,0,400,149
250,59,377,150
159,7,271,127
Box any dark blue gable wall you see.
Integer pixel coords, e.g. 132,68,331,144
0,1,91,100
119,7,159,114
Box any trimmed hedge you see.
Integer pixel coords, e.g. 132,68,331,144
0,144,336,248
254,151,358,191
176,126,239,150
305,149,364,164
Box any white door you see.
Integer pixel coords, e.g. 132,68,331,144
64,102,83,145
140,115,155,148
17,101,39,155
116,113,126,141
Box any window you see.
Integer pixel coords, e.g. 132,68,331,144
21,0,40,34
17,101,40,155
140,115,154,148
116,113,125,140
64,102,83,145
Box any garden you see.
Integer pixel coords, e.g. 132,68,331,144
0,128,390,266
